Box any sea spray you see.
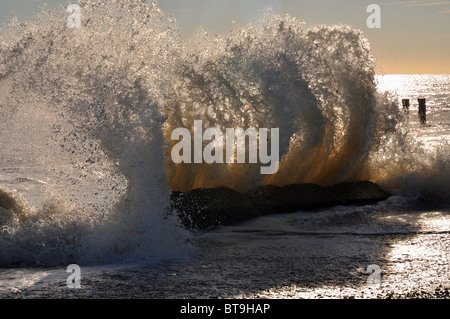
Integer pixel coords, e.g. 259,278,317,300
0,0,190,266
164,16,400,191
0,1,448,266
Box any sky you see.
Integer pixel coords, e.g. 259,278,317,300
0,0,449,74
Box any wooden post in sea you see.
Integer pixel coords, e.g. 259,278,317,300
402,99,410,112
418,98,426,124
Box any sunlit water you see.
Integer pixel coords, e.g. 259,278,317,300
376,74,450,149
1,74,449,299
0,1,449,298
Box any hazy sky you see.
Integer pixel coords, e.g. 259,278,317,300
0,0,449,73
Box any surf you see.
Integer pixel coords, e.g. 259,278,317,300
0,0,448,267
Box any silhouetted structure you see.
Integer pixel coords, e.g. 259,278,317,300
402,99,410,111
418,98,426,124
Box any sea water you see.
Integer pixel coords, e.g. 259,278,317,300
0,1,449,298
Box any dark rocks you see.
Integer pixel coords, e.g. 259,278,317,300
326,181,391,205
171,181,391,230
171,187,261,231
247,183,326,214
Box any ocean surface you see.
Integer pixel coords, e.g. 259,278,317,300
0,1,449,298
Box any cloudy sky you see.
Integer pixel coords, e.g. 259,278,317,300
0,0,449,73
